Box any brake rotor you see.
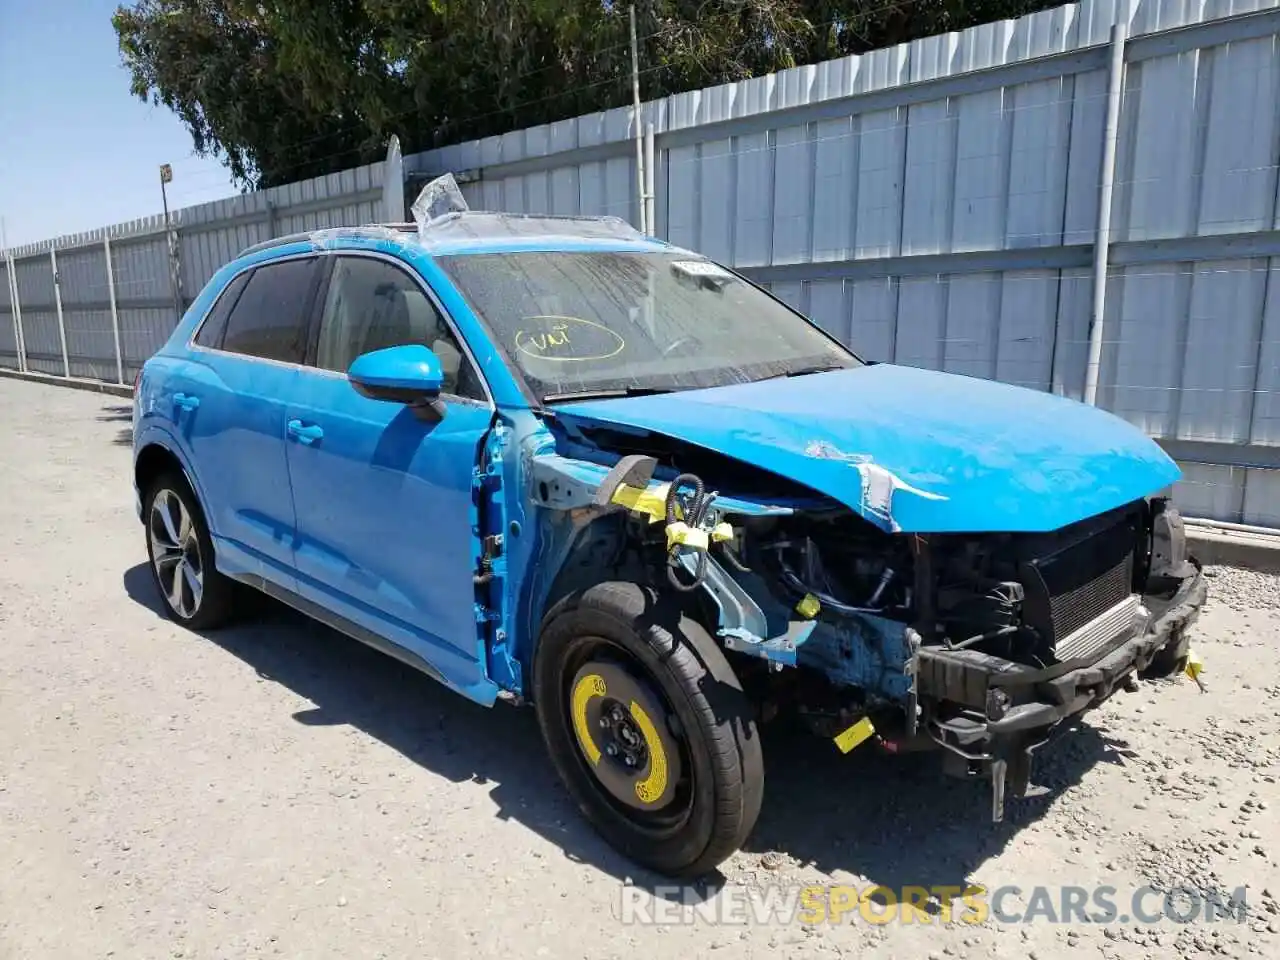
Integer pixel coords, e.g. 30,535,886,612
568,658,683,811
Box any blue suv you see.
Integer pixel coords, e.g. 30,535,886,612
133,210,1205,876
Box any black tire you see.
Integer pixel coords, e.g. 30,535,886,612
533,581,763,877
143,472,237,630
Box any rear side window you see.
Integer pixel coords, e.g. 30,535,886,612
194,270,251,349
220,257,318,364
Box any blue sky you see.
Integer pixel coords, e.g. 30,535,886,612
0,0,239,249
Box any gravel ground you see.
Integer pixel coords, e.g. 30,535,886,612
1,376,1278,960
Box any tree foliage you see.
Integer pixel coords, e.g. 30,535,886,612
113,1,1061,189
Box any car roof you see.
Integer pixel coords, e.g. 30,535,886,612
238,211,674,259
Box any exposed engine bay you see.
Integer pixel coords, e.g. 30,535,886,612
738,501,1153,668
528,432,1205,821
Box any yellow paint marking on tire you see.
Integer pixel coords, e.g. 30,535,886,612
572,674,607,765
629,701,669,805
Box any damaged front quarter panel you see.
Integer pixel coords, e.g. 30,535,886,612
521,448,919,708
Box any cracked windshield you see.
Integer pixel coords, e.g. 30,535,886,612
438,251,860,401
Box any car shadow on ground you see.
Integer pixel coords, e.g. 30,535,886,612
122,562,1130,899
97,405,133,423
96,404,133,445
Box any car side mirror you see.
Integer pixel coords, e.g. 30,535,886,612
348,344,447,421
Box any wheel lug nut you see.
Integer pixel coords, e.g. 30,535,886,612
624,755,636,766
605,744,618,756
599,717,610,729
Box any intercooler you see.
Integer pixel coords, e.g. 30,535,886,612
1019,514,1141,663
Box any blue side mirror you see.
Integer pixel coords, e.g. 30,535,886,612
348,344,446,420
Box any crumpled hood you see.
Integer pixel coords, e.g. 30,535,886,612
550,364,1180,534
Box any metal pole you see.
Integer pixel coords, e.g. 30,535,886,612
159,164,183,323
1083,15,1128,406
629,5,648,234
104,236,124,384
50,247,70,378
644,122,656,239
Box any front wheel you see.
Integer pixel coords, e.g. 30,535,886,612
534,581,763,877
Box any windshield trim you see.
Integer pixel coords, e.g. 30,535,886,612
435,249,865,410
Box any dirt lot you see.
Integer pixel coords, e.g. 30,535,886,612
1,375,1278,960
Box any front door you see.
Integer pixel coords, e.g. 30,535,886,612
283,253,495,700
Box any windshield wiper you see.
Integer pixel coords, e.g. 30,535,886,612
542,386,678,403
765,363,849,380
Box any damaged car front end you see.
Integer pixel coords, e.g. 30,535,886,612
430,231,1206,875
522,407,1206,826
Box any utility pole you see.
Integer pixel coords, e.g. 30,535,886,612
629,5,649,234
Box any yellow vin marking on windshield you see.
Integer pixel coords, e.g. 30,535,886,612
515,315,625,362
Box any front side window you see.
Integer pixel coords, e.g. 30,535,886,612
219,257,318,364
313,255,484,401
437,251,859,401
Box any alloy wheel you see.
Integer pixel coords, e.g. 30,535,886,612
148,489,204,619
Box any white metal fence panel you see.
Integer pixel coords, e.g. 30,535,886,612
0,159,390,381
0,259,18,370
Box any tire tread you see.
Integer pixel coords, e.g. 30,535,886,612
535,580,763,876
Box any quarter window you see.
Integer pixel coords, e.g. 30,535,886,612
194,270,251,349
219,257,318,364
314,256,484,401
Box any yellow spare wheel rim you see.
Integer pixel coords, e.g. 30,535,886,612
568,659,681,811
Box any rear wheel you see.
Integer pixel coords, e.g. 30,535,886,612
143,473,236,630
534,581,763,877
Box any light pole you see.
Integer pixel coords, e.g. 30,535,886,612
159,163,183,322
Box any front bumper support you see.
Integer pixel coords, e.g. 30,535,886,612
915,569,1208,819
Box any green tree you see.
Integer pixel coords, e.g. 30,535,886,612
114,1,1061,190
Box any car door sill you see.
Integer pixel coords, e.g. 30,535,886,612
231,572,450,686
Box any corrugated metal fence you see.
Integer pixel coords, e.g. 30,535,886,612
0,162,388,384
3,0,1279,528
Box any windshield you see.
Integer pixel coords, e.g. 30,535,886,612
437,251,860,401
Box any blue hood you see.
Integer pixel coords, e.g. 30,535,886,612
551,364,1180,534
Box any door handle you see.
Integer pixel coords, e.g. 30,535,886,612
173,392,200,411
287,419,324,445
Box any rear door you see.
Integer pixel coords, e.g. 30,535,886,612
179,255,323,586
283,252,496,700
